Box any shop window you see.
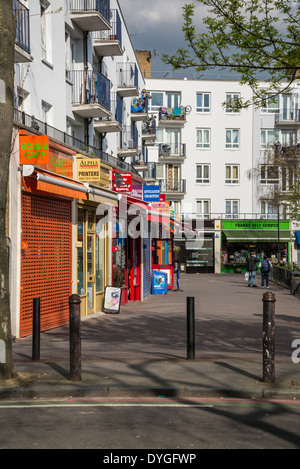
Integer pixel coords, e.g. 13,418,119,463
112,217,126,288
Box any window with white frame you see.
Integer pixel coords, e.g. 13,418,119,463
225,165,239,184
196,128,210,148
196,164,210,184
196,92,210,113
42,100,52,124
260,129,279,149
196,199,210,218
149,92,163,112
225,200,239,218
260,165,279,184
167,92,180,108
40,1,51,62
156,164,164,179
261,94,280,113
225,93,240,113
225,129,239,148
260,201,279,219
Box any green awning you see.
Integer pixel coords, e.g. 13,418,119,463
223,229,291,242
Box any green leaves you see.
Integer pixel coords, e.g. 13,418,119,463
162,0,300,107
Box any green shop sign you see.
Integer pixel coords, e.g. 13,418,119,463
222,220,290,230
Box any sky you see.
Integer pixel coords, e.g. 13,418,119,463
118,0,197,77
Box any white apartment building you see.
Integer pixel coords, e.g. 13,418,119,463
144,74,300,272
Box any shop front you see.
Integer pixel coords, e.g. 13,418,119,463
18,133,84,337
221,219,291,273
75,156,119,315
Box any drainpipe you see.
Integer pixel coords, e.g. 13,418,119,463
6,236,11,295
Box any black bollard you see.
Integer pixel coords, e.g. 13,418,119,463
69,294,81,382
262,291,276,383
32,297,40,360
187,297,195,360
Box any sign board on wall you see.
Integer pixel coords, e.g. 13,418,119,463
112,171,132,193
76,158,100,183
19,133,49,164
143,184,160,202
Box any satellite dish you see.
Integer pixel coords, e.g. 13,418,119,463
22,165,35,177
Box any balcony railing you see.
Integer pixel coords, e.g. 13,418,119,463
275,109,300,125
14,108,140,176
93,9,122,45
14,0,30,55
159,179,186,193
70,70,110,111
117,63,138,88
70,0,110,23
159,143,186,158
132,147,148,167
159,106,186,121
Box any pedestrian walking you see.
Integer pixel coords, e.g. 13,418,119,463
246,251,259,287
259,255,272,288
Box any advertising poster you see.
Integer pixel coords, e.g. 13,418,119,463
152,270,168,295
103,286,122,314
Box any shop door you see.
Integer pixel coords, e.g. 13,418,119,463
20,192,72,337
128,237,140,301
77,207,96,315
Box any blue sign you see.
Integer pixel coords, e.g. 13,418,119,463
152,270,168,295
143,184,160,202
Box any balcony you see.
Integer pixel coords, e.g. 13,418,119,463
70,0,111,31
275,109,300,126
159,179,186,196
132,148,148,172
131,92,150,121
93,9,122,57
158,143,186,161
117,63,138,97
70,70,111,118
142,116,156,145
117,126,139,159
158,106,186,125
94,92,123,134
14,0,32,62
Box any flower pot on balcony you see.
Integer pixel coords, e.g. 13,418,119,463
110,35,117,40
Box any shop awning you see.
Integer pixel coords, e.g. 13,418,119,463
223,229,291,242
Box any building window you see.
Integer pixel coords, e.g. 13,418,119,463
261,94,280,113
149,92,163,112
156,164,164,179
42,100,52,124
196,92,210,113
225,129,239,148
40,1,51,62
196,199,210,219
196,128,210,149
225,93,240,113
225,200,239,218
225,165,239,184
196,164,210,184
260,201,279,219
260,129,279,149
167,92,180,108
260,165,279,184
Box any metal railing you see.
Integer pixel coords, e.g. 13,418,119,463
117,63,138,88
14,108,140,176
159,179,186,193
159,106,186,121
70,0,110,23
69,70,111,111
159,143,186,158
93,9,121,44
275,109,300,124
14,0,30,54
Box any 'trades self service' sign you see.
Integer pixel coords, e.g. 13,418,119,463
19,134,49,164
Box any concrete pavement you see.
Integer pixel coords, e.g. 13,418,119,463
2,273,300,400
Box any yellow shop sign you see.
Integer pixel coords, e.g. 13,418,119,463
77,158,100,182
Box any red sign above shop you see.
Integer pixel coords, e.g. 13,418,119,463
112,171,132,193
